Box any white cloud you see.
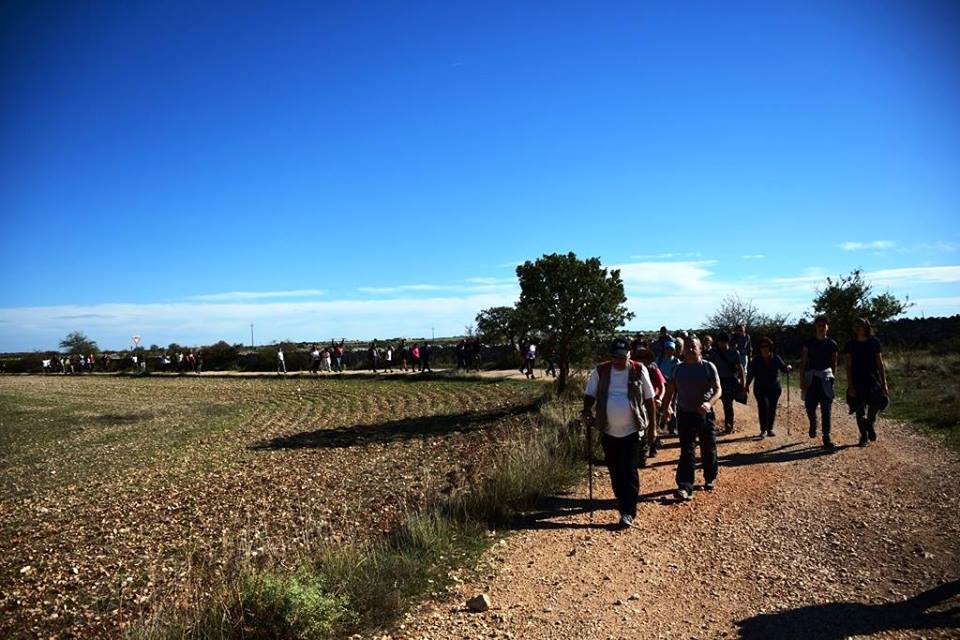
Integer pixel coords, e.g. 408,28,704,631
3,264,957,352
188,289,326,301
629,252,702,260
839,240,895,251
741,254,766,260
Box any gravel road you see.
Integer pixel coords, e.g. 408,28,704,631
400,395,960,639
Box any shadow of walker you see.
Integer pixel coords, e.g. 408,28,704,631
736,579,960,640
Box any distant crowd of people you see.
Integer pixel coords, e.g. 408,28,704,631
582,317,889,527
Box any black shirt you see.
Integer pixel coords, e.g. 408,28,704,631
845,337,882,387
803,337,839,370
707,347,741,380
746,354,789,390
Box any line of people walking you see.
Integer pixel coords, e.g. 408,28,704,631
582,317,890,527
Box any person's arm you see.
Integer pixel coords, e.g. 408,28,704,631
701,367,722,416
845,352,855,397
799,346,809,397
645,397,657,444
777,355,790,374
736,360,745,389
745,359,755,392
662,380,676,419
876,352,888,393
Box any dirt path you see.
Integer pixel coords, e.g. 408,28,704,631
400,396,960,639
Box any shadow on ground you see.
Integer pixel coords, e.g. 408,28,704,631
250,402,540,450
509,490,679,531
737,579,960,640
719,442,853,468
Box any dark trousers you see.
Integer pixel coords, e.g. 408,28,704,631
601,432,641,518
854,384,883,437
720,378,737,429
754,386,782,433
676,410,718,491
804,378,832,439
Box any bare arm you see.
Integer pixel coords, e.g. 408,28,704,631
644,398,657,443
662,380,676,416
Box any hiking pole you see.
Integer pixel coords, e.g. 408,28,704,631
581,412,594,520
787,368,792,437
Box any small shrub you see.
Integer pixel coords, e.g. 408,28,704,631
239,571,353,639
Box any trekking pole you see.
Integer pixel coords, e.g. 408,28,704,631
581,412,594,519
786,368,792,436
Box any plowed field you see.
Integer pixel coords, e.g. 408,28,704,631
0,374,542,639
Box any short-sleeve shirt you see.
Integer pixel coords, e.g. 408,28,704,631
803,338,839,370
671,360,721,413
844,337,882,386
585,364,655,437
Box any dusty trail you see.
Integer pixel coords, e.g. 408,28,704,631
401,395,960,639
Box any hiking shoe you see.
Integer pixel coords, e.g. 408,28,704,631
868,427,877,442
619,514,635,528
858,434,869,447
648,443,658,458
823,438,836,449
809,425,817,438
760,430,768,438
675,488,693,501
767,430,776,438
724,425,734,435
704,480,716,491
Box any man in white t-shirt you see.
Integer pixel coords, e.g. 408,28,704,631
277,347,286,375
581,337,657,528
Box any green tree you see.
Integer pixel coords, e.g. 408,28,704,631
475,306,524,344
516,252,633,393
59,331,99,354
810,269,912,344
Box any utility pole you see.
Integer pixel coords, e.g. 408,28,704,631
250,323,254,348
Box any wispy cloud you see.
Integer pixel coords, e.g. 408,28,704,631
189,289,326,301
741,254,766,260
839,240,895,251
3,264,957,351
630,252,702,260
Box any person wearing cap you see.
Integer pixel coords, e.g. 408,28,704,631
651,326,675,361
844,317,889,446
745,337,791,437
581,338,657,528
662,336,722,501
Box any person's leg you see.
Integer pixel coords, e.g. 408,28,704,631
805,380,822,438
767,387,782,434
820,394,833,445
699,412,719,485
866,402,880,440
754,390,768,434
675,413,697,493
855,406,869,445
721,382,735,432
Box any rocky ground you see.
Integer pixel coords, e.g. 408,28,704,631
400,397,960,639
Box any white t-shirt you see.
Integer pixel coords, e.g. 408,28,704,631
585,364,655,438
277,350,285,362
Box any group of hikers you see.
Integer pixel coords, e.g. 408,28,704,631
581,316,889,528
278,339,458,375
41,353,104,374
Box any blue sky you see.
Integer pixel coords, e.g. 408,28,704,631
1,1,958,351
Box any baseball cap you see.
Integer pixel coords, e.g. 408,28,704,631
609,338,630,357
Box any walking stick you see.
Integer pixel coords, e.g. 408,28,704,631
786,368,792,436
581,413,594,519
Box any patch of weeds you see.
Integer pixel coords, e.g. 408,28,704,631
238,571,354,639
